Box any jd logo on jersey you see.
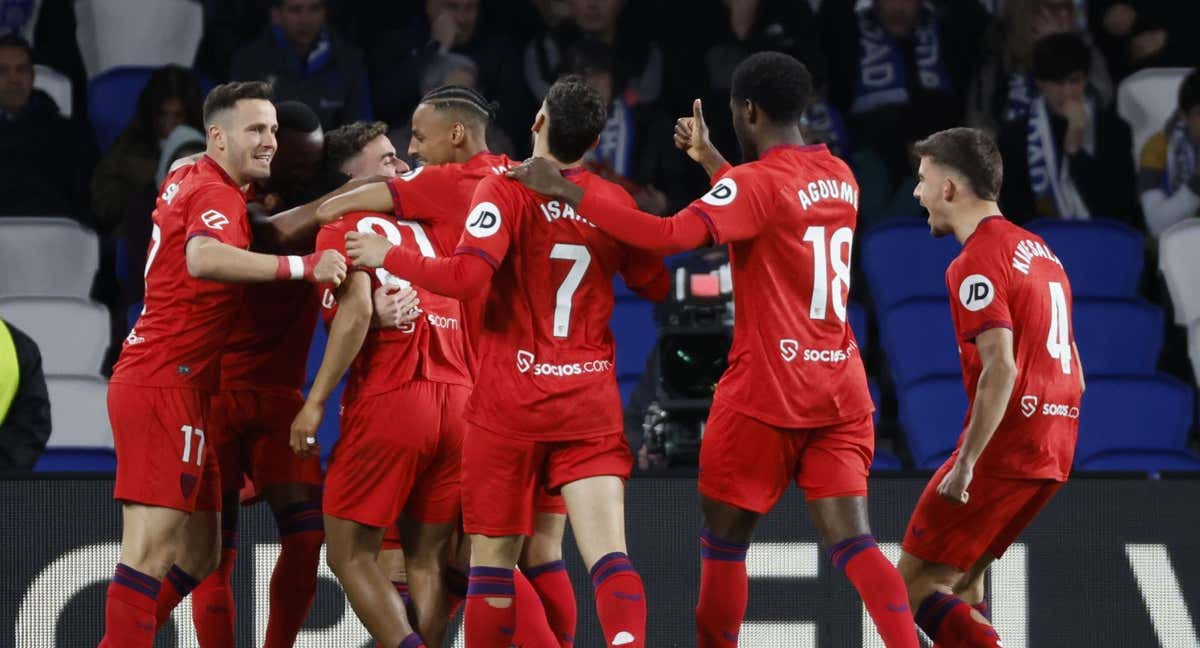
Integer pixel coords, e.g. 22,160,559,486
1021,395,1039,418
701,178,738,207
467,201,502,238
958,274,995,312
779,339,800,362
201,210,229,230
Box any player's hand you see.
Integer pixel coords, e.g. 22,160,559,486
290,402,323,457
506,157,574,200
937,462,973,505
373,285,421,329
345,231,392,268
311,249,348,286
674,99,716,163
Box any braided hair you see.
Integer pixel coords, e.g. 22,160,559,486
418,85,498,126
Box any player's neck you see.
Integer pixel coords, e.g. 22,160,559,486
755,127,806,156
952,201,1002,244
206,150,246,186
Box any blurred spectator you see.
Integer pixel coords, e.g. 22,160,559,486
0,319,50,471
388,54,518,164
230,0,370,130
1090,1,1200,82
998,33,1138,224
820,0,989,203
372,0,528,154
525,0,664,114
0,34,93,224
1137,68,1200,238
324,120,404,180
262,100,329,209
91,66,203,234
572,40,695,214
155,125,206,189
969,0,1112,132
194,0,274,83
0,0,87,120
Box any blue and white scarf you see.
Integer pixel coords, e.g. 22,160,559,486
1004,72,1037,122
588,97,635,178
851,0,950,115
1166,116,1198,194
271,25,332,77
1026,96,1095,219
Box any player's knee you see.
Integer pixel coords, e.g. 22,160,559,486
521,534,563,567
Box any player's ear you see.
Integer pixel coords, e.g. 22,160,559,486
531,112,546,134
208,123,223,151
451,121,466,146
942,176,957,203
744,99,758,125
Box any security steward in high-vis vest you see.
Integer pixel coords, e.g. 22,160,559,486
0,318,50,470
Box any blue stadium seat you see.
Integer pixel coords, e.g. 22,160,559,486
898,376,967,469
304,321,344,460
861,221,961,312
1072,299,1163,375
35,448,117,472
1026,219,1144,298
869,378,882,425
881,298,960,388
619,376,639,407
848,300,869,351
872,448,903,470
611,299,655,379
88,66,156,152
127,301,142,333
1075,375,1200,471
612,274,637,300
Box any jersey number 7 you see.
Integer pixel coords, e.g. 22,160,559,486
549,243,591,338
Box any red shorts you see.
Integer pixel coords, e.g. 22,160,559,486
381,483,564,550
461,423,631,537
902,460,1063,571
109,383,222,512
324,381,467,528
208,389,323,500
698,404,874,514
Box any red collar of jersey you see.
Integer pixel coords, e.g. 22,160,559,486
963,215,1006,247
199,154,244,191
762,142,828,159
463,150,495,168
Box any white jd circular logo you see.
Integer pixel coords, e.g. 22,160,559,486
701,178,738,206
466,201,502,238
398,166,424,182
959,274,995,312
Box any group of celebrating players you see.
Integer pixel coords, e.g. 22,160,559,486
97,50,1083,648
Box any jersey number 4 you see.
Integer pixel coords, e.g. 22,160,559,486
1046,281,1072,374
802,226,853,322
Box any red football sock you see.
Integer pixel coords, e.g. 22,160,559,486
191,533,238,647
263,501,324,648
445,568,468,621
466,566,517,648
933,602,991,648
830,535,920,648
695,528,749,647
916,592,1002,648
524,560,577,647
99,564,160,647
512,568,559,647
155,564,200,628
589,552,646,648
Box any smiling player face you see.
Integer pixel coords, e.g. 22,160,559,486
222,98,278,183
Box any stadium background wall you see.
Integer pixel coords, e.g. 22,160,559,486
3,475,1198,647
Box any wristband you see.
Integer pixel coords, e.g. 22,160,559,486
275,255,306,280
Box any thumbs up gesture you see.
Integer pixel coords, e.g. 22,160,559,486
674,98,714,163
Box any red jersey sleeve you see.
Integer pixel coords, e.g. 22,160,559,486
684,165,774,245
609,189,668,296
947,251,1013,342
185,183,251,249
453,174,516,270
386,165,454,225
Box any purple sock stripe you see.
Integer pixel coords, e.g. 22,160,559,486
588,552,631,578
468,567,514,597
700,528,749,552
915,592,961,638
591,561,635,588
398,632,425,648
469,566,514,579
522,559,566,580
166,565,199,595
466,581,515,597
278,507,324,535
700,546,748,562
221,529,239,549
112,565,161,600
829,534,877,570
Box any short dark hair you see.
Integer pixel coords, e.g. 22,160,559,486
0,33,32,59
913,127,1004,201
325,120,389,171
202,81,273,126
419,84,497,125
1179,67,1200,114
543,75,607,162
275,100,321,134
1032,33,1090,82
731,51,812,124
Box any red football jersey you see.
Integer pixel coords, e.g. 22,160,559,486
455,169,667,441
112,155,253,391
945,216,1082,481
686,144,874,428
316,211,471,401
385,151,517,372
218,282,320,393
